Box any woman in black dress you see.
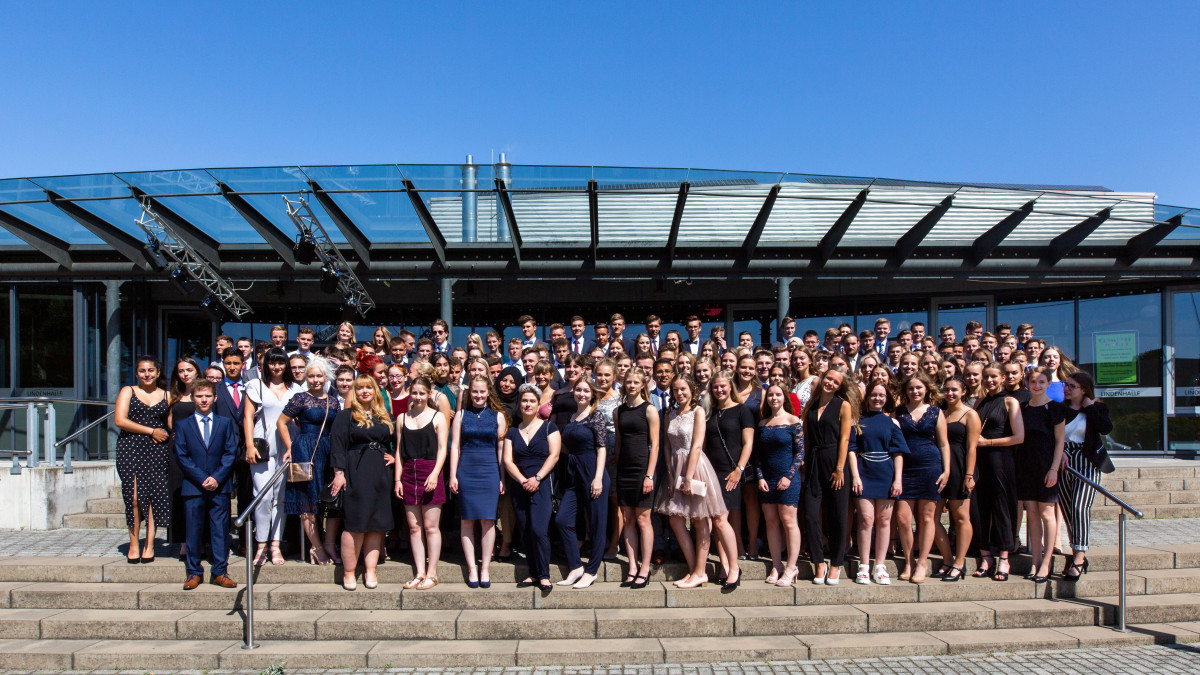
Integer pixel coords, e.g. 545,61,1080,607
733,354,764,559
504,383,561,591
114,356,171,563
613,369,659,588
166,357,202,560
972,364,1025,581
705,370,755,569
1017,367,1065,582
329,374,397,590
801,368,858,585
933,376,978,582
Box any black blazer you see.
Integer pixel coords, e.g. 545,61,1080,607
1066,401,1113,470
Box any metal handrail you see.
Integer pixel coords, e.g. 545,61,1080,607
1064,463,1143,633
235,459,291,651
0,397,116,406
54,410,115,449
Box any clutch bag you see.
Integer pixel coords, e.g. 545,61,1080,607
675,475,708,497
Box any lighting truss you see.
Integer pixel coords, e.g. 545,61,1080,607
135,197,253,319
283,195,375,317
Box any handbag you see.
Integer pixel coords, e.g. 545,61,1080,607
288,396,331,483
247,380,270,464
675,475,708,497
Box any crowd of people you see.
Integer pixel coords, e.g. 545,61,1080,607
112,313,1114,591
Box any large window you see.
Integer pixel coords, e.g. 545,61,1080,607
0,289,9,387
1168,290,1200,452
934,300,988,337
16,286,73,388
997,298,1076,358
1077,291,1162,452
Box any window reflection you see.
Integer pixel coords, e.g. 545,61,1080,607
17,287,73,388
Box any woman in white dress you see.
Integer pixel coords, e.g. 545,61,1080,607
243,348,303,565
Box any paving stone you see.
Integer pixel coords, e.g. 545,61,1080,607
40,609,192,640
10,583,150,610
457,609,594,639
316,609,458,640
978,598,1098,628
929,626,1079,654
1053,624,1163,647
218,639,373,669
534,582,666,609
660,635,808,662
0,559,110,584
801,631,947,659
269,583,402,610
0,610,64,639
727,605,865,636
73,639,231,670
138,582,269,610
400,583,532,610
664,583,793,608
176,609,325,640
793,580,919,605
517,638,664,666
0,638,96,670
366,639,518,667
857,601,993,632
596,607,732,638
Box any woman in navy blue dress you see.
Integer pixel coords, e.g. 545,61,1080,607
894,373,951,584
755,384,805,586
278,356,340,565
449,375,509,588
848,382,908,585
504,383,561,591
555,377,611,589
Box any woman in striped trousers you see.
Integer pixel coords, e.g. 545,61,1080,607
1058,371,1113,580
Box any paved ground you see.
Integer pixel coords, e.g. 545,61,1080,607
0,643,1194,675
5,516,1199,558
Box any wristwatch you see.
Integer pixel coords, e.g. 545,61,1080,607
737,465,747,472
644,475,653,480
533,475,543,482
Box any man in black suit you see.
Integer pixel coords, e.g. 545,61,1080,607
175,380,238,590
214,347,250,555
567,316,594,355
608,313,635,355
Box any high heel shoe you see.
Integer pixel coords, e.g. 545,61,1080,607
557,567,585,586
572,573,597,589
722,571,741,591
775,566,799,587
812,564,829,585
1063,558,1089,580
993,558,1010,582
675,574,707,589
323,543,342,566
309,547,332,566
631,575,650,590
765,565,782,584
972,556,993,578
941,566,965,582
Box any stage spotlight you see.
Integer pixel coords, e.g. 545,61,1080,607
168,266,199,298
142,238,168,272
340,296,359,321
293,232,318,265
199,295,226,322
320,266,341,294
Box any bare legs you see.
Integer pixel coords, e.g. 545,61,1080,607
711,511,741,584
895,499,937,582
620,506,654,581
1024,500,1057,578
404,505,443,585
323,516,342,564
670,515,712,587
856,498,894,567
932,499,972,574
762,503,800,583
460,519,496,584
126,479,157,561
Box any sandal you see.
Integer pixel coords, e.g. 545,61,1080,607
855,564,871,585
872,564,891,585
416,577,439,590
252,545,268,567
940,566,965,582
270,546,285,566
972,555,993,578
765,565,782,584
776,566,799,587
323,543,342,566
403,576,425,589
993,558,1010,582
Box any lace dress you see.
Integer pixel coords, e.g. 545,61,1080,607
654,408,728,519
281,391,339,515
755,422,805,505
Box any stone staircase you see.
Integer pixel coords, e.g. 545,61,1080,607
0,547,1199,669
61,485,126,529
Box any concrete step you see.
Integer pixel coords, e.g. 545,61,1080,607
109,485,122,500
0,622,1196,669
85,497,125,514
60,513,125,529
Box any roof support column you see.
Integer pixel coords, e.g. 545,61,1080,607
462,155,478,243
777,277,792,344
440,277,454,339
495,154,512,242
105,280,122,457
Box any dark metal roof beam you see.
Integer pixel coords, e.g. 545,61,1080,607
737,183,782,268
308,179,372,266
588,180,599,265
0,208,73,269
965,199,1036,267
660,181,689,269
45,190,149,269
494,177,522,264
217,182,297,266
402,179,447,268
128,187,223,264
812,189,869,268
886,194,955,269
1121,214,1183,266
1041,207,1113,267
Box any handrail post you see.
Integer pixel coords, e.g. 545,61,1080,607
1117,511,1128,632
243,517,256,649
26,402,38,468
43,403,58,469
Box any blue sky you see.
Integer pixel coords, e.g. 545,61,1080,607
3,2,1198,206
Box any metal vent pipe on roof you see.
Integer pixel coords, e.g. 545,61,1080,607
496,152,511,242
462,154,478,243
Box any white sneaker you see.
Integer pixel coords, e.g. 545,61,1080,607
872,564,891,585
855,564,871,585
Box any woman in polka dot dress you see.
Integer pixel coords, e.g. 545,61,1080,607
114,356,172,563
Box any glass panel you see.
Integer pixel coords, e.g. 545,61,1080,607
31,174,130,200
399,164,498,244
1084,195,1157,243
156,195,269,244
207,166,309,193
502,165,593,190
597,188,678,242
792,314,855,349
760,184,863,244
0,203,103,244
925,189,1034,243
17,285,73,388
508,191,590,243
0,178,50,204
163,310,212,365
1007,193,1120,243
301,165,406,192
1167,416,1200,453
679,192,764,242
326,191,429,243
592,166,688,189
241,193,347,244
854,307,930,349
685,169,783,188
0,228,20,246
935,301,988,338
0,290,8,387
996,299,1076,358
70,197,153,238
841,188,956,245
117,170,219,195
1171,292,1200,409
1077,291,1162,452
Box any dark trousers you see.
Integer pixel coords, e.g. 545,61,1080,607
511,470,553,580
801,447,850,566
975,447,1017,553
555,452,610,575
184,491,232,578
233,460,252,550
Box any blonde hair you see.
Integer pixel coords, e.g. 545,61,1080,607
349,374,394,432
622,369,651,405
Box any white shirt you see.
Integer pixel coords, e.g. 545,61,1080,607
193,412,214,444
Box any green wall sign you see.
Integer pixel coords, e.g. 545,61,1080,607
1094,331,1138,385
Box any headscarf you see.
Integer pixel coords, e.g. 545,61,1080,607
495,365,523,425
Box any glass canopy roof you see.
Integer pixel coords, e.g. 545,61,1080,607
0,165,1194,263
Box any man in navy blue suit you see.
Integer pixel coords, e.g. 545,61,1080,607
176,379,239,590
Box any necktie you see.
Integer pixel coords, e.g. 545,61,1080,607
230,382,240,407
573,338,582,354
201,416,211,446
